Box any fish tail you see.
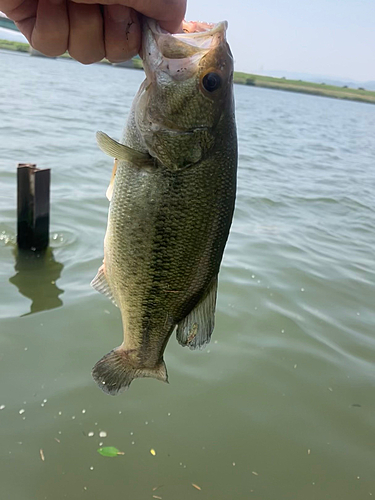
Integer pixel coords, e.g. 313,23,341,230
92,347,168,395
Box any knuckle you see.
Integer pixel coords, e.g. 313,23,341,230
107,55,128,64
31,32,68,57
69,49,104,65
32,45,66,57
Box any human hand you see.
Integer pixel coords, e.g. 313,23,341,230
1,0,186,63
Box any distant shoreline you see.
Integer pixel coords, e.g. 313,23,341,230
1,39,374,105
233,72,375,105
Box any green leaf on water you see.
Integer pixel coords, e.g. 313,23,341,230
97,447,123,457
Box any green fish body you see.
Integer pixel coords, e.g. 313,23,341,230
92,18,237,394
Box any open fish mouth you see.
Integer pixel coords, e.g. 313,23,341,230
143,18,228,80
158,20,228,52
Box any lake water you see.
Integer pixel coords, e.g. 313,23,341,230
0,49,375,500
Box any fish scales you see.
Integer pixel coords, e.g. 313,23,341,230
91,18,237,394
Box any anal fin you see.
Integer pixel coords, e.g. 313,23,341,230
176,276,218,350
91,264,118,307
106,159,117,201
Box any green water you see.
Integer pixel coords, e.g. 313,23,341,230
1,50,375,499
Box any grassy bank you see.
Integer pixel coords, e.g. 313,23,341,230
233,72,375,104
1,39,374,105
0,39,29,52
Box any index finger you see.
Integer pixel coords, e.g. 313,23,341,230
0,0,25,13
0,0,37,30
71,0,187,32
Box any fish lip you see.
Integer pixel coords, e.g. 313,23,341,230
142,18,228,82
147,18,228,42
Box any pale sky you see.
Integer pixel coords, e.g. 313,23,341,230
1,2,375,81
186,0,375,81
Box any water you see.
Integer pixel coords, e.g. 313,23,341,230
1,50,375,500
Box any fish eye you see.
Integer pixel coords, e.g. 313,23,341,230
202,72,222,92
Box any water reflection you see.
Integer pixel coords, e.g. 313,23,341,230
9,248,64,316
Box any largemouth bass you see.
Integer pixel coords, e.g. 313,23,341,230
92,18,237,395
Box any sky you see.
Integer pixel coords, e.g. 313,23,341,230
186,0,375,81
2,1,375,81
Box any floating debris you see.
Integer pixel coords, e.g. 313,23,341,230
55,438,61,443
19,409,25,415
82,409,86,414
0,405,5,410
252,471,258,476
88,432,94,437
39,449,45,461
153,496,162,499
192,483,201,491
99,431,107,438
150,449,156,456
97,447,123,457
307,449,311,455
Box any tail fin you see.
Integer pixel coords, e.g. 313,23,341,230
92,347,168,395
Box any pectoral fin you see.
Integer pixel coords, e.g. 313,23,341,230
96,131,154,169
106,159,117,201
176,276,218,350
91,264,118,307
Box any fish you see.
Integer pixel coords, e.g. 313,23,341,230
91,17,237,395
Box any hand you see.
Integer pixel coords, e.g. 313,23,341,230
1,0,186,63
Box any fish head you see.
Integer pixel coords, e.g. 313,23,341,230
136,18,234,169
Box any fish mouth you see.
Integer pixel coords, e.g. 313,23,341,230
155,20,228,53
142,18,228,81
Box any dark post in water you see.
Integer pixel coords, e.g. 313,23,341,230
17,164,50,251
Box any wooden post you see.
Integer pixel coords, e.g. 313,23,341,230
17,164,50,251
